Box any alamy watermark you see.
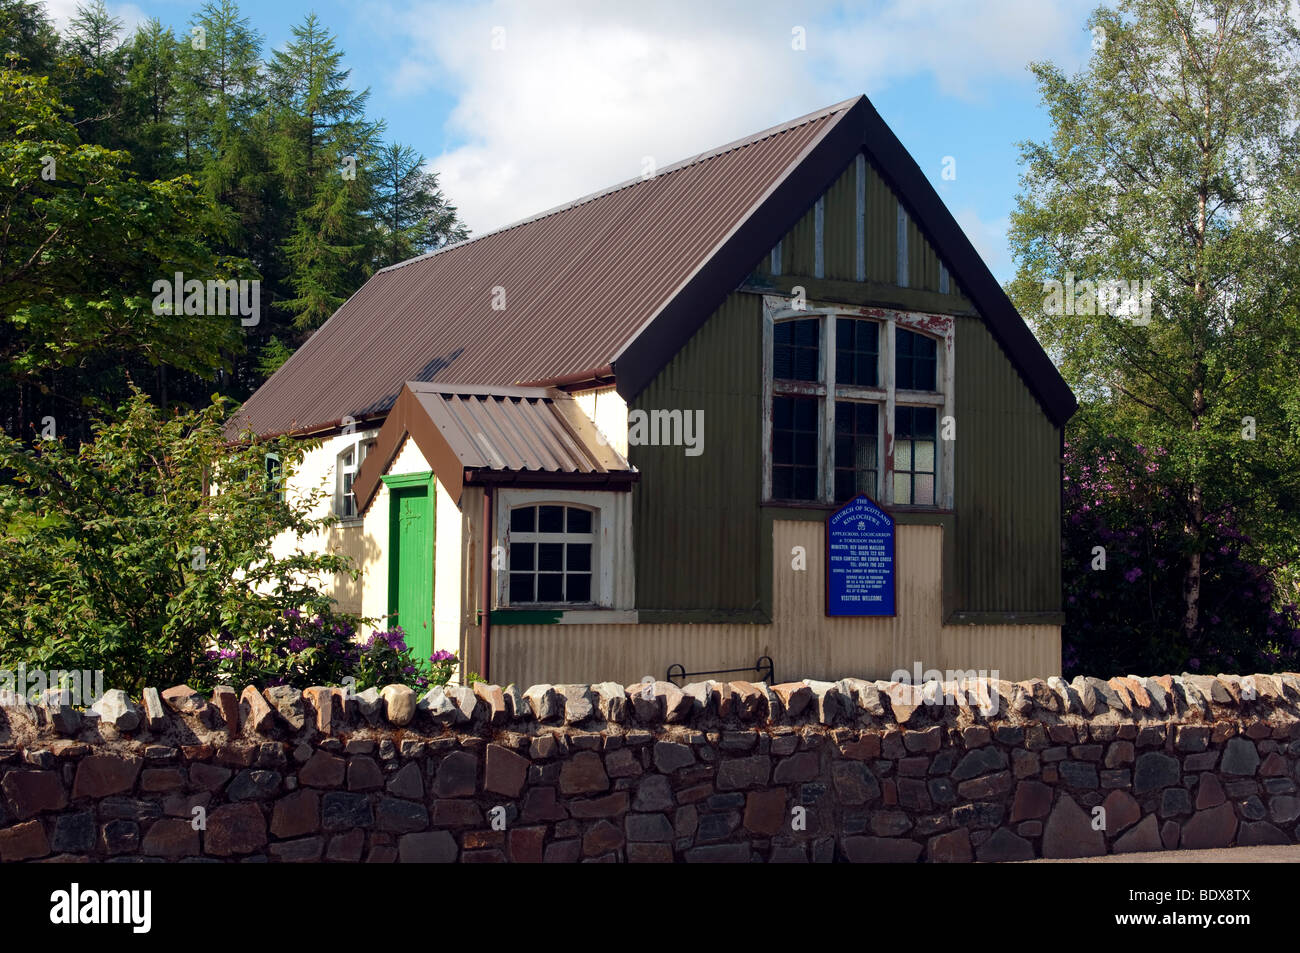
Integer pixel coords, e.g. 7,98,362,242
627,409,703,457
887,663,1002,715
151,272,260,326
0,665,105,706
1042,271,1152,325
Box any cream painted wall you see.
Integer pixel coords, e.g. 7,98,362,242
267,428,380,617
572,386,629,457
433,477,467,658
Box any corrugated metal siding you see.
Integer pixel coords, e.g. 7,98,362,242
491,521,1060,686
784,201,818,277
756,156,966,305
865,162,898,284
630,291,763,611
636,157,1057,616
954,317,1061,612
823,160,857,281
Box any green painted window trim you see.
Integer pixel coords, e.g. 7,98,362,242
383,471,436,639
490,609,564,625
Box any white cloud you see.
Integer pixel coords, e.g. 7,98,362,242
387,0,1093,237
42,0,150,39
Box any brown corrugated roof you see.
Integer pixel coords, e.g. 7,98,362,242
228,99,858,438
354,383,636,510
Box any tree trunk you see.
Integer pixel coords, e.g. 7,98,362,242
1182,477,1203,640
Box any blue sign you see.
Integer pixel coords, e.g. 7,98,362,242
826,494,895,616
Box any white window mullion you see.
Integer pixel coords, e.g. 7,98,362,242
761,303,775,501
883,318,896,505
942,324,956,508
821,314,835,503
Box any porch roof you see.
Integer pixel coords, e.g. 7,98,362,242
354,382,637,511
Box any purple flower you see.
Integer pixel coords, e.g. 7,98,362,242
1123,567,1142,583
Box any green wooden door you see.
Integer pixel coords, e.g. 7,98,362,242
388,481,434,663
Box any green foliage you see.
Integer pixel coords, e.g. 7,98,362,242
0,0,59,73
1,1,468,431
372,142,469,268
0,66,252,435
255,335,293,377
0,386,358,694
1008,0,1300,646
1062,435,1300,677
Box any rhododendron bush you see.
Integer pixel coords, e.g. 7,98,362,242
1062,436,1300,678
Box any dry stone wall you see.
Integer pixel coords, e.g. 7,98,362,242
0,673,1298,862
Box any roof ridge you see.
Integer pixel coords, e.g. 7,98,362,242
378,96,863,275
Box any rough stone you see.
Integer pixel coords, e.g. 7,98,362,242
2,770,67,819
1180,802,1238,849
270,790,320,838
398,830,458,863
841,836,922,863
976,827,1034,862
1101,790,1141,833
91,689,142,731
299,751,345,788
380,684,417,727
926,828,972,863
524,684,561,721
1042,794,1106,859
263,686,305,731
1221,737,1260,776
1133,752,1180,794
434,751,479,798
558,751,609,795
1113,814,1163,853
716,755,770,791
204,803,267,856
72,755,141,799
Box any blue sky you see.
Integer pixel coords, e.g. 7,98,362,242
47,0,1101,280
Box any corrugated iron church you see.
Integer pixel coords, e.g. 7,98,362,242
228,95,1077,687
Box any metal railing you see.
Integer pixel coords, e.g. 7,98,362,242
665,655,774,687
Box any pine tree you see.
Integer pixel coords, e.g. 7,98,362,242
122,19,183,181
0,0,59,74
266,13,381,330
372,142,469,268
58,0,129,149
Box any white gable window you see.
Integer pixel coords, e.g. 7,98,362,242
506,504,596,605
335,439,375,519
762,295,954,508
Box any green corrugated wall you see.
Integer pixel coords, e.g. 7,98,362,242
630,292,765,613
954,317,1061,612
631,150,1060,617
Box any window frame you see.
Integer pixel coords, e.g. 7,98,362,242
495,491,615,609
335,438,376,521
761,295,955,509
503,503,598,608
264,452,284,503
